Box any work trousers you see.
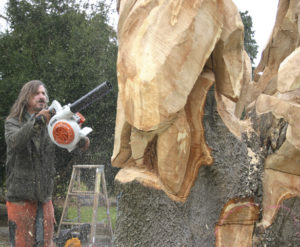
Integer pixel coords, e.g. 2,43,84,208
6,200,55,247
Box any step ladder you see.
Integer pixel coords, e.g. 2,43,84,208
56,165,113,247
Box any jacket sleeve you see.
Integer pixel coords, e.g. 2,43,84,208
5,116,39,151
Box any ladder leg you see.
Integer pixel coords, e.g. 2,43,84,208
77,169,81,222
90,167,101,245
101,170,114,239
57,166,78,237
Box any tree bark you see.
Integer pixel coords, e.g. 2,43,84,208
112,1,300,246
113,87,300,246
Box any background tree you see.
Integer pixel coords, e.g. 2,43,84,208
0,0,118,199
240,10,258,65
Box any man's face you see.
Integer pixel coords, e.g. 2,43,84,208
27,85,47,114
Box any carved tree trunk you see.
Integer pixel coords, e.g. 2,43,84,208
113,89,300,247
113,88,257,246
112,0,300,246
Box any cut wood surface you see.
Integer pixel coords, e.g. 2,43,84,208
254,0,299,93
112,0,300,246
113,0,248,202
258,169,300,229
215,198,259,247
116,0,247,131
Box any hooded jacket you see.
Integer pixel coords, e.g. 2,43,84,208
5,112,56,203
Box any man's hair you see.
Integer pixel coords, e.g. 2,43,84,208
7,80,49,121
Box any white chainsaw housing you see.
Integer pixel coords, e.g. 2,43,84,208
48,100,92,152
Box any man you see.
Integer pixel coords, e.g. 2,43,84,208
5,80,89,247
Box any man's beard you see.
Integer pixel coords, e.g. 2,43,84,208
34,101,46,112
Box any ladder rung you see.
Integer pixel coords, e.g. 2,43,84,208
68,191,96,196
73,165,104,169
60,222,91,226
61,221,107,226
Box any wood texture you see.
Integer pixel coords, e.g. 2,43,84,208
112,0,300,246
113,0,248,202
117,0,224,131
215,198,259,247
254,0,299,92
257,169,300,229
253,0,300,230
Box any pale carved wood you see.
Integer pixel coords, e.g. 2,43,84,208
277,47,300,93
111,96,132,168
256,94,300,151
215,199,259,247
215,89,251,140
116,0,248,131
112,73,215,202
212,0,245,101
156,109,191,194
254,19,300,229
113,0,248,202
257,169,300,229
177,73,214,200
112,0,300,245
234,50,252,118
234,0,300,115
255,91,300,229
248,0,299,103
254,0,299,90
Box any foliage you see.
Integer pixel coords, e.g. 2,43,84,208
0,0,119,194
240,10,258,65
0,3,259,200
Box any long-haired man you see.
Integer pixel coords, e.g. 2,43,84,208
4,80,88,246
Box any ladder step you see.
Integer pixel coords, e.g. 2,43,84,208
60,221,111,234
68,191,96,196
60,222,90,226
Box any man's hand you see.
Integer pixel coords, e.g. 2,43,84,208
77,137,90,152
36,109,51,125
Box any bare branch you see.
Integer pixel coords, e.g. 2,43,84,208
0,14,8,22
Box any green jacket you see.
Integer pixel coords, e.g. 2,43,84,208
5,113,56,203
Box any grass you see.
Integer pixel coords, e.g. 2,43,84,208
66,206,117,230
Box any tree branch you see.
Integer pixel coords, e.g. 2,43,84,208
0,14,8,22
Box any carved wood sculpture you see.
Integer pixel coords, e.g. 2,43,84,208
237,0,300,114
255,46,300,229
112,0,248,202
222,0,300,242
112,0,300,246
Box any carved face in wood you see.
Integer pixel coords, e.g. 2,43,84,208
112,0,248,202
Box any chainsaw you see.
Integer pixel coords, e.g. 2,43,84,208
46,81,112,152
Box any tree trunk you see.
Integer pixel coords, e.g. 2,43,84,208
113,88,300,246
112,1,300,246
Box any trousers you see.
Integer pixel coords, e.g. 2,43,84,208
6,200,55,247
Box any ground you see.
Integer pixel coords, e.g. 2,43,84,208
0,214,9,247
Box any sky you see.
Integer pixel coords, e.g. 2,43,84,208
232,0,278,65
0,0,279,65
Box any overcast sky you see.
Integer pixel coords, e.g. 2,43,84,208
0,0,279,65
232,0,278,65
